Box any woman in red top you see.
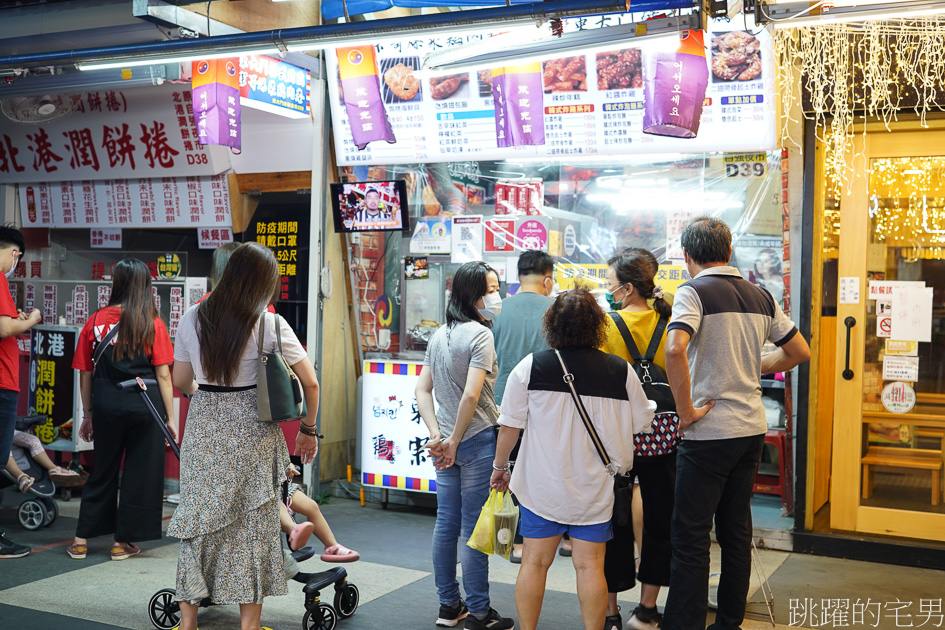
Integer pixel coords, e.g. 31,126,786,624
67,258,177,561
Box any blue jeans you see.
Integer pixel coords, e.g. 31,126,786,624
0,389,17,467
432,427,496,616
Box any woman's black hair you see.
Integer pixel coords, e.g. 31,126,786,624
608,248,672,318
446,261,496,328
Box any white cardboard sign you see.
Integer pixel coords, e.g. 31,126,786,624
882,355,920,382
890,287,934,343
839,277,860,305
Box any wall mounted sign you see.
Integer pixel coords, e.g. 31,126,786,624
882,355,919,382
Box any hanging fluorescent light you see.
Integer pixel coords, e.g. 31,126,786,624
771,0,945,26
422,14,696,74
78,48,281,71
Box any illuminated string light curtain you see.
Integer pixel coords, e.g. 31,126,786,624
869,157,945,258
775,18,945,188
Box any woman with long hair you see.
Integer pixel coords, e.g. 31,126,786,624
68,258,177,561
490,288,655,630
600,248,678,630
168,242,319,630
415,261,514,630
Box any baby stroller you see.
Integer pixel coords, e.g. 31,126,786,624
119,378,360,630
0,415,59,530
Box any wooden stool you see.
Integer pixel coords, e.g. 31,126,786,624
861,446,943,505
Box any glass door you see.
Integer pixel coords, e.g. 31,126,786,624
830,129,945,541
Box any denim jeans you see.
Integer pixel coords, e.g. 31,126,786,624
662,434,765,630
432,427,496,616
0,389,17,467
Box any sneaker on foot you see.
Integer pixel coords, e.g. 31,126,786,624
604,612,622,630
626,605,661,630
435,599,469,627
466,608,515,630
0,532,30,559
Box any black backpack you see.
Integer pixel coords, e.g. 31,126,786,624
609,312,676,413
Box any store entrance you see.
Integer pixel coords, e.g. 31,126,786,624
816,127,945,542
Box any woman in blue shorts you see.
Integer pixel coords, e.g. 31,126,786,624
490,287,655,630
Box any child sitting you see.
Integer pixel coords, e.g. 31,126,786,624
282,468,359,563
7,429,80,492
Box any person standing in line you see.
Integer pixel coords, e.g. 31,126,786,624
415,261,515,630
168,242,319,630
68,258,177,561
491,249,555,564
599,248,677,630
0,225,42,559
490,288,656,630
661,217,810,630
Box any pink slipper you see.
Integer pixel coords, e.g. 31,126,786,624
289,521,314,551
321,544,360,563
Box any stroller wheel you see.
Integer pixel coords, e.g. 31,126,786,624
148,588,181,630
40,497,58,527
302,603,337,630
17,499,47,531
333,583,359,619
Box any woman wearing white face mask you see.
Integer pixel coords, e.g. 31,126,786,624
415,261,514,630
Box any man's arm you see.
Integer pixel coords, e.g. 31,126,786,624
761,332,811,374
665,329,714,431
0,309,42,338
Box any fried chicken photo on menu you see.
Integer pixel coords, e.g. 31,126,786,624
384,63,420,100
429,74,469,100
711,31,762,82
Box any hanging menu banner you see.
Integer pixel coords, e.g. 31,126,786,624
325,16,776,165
18,174,232,229
0,86,230,183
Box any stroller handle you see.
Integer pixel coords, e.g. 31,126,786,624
117,378,157,391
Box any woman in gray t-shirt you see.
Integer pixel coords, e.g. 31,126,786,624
415,261,513,630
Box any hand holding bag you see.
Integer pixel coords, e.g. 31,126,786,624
467,489,520,559
257,313,307,423
554,350,635,527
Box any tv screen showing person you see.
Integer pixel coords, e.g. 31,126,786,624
331,180,409,233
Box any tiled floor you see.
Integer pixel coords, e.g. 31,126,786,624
0,492,941,629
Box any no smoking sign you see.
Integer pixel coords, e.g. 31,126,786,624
877,300,892,338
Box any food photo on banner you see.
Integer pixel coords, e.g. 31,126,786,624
324,13,776,166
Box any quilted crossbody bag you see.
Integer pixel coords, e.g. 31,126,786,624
609,312,680,457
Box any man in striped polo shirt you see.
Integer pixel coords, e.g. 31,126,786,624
662,217,810,630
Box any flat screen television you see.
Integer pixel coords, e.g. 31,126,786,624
330,180,409,233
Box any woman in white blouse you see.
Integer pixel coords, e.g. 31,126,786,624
490,287,655,630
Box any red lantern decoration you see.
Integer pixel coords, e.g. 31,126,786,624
642,30,710,139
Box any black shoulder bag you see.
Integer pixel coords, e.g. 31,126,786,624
553,349,634,526
609,312,675,413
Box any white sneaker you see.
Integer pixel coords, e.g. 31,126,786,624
708,572,721,609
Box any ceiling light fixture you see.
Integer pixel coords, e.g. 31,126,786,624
761,0,945,26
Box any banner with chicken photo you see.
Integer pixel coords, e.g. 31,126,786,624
336,46,396,150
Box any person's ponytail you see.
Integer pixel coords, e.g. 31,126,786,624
653,295,672,318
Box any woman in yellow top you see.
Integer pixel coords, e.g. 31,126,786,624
600,248,677,630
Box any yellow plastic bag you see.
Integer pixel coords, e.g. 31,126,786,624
467,489,520,559
467,489,497,555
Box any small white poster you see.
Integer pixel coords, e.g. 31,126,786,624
506,256,520,285
90,228,122,249
883,355,920,382
876,300,892,338
491,260,508,283
185,276,208,311
451,215,484,264
890,287,934,343
839,277,860,305
868,280,924,300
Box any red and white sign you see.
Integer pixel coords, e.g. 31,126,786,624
97,286,111,310
485,218,516,253
71,285,89,326
19,174,231,229
25,284,36,312
169,286,184,337
867,280,924,300
0,87,230,183
198,227,234,249
91,229,123,249
43,285,57,324
876,300,892,339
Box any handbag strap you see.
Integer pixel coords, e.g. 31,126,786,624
257,311,285,358
92,321,120,375
553,349,617,476
609,312,668,364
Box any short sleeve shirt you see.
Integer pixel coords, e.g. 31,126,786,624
423,321,498,442
173,305,307,387
0,274,21,391
666,266,798,440
492,291,552,405
72,306,175,371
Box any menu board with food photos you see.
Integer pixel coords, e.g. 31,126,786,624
326,15,775,165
